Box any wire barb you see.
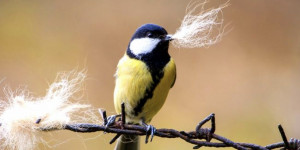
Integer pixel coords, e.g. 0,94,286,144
195,113,216,143
121,102,126,124
110,133,122,144
98,109,107,125
278,124,290,150
210,113,215,134
195,113,215,132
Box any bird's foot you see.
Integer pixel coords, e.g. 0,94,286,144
142,122,156,143
105,114,120,127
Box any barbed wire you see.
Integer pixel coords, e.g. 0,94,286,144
40,103,299,150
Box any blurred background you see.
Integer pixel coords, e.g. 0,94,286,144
0,0,300,149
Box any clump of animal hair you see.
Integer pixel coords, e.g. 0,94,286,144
171,0,229,48
0,70,98,150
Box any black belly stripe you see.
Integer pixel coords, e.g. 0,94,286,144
132,70,164,116
127,40,171,116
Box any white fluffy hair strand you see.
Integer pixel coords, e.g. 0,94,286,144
0,70,97,150
171,0,229,48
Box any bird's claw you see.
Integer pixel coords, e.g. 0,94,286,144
105,115,117,127
144,124,156,143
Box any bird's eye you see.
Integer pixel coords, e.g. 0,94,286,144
146,32,153,38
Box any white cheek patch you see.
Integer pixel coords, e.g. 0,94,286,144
129,38,161,56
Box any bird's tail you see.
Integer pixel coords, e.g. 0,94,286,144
114,134,140,150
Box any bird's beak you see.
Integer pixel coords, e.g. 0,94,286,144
164,35,173,41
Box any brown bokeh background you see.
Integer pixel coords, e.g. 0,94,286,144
0,0,300,149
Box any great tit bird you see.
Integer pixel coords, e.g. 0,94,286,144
113,23,176,150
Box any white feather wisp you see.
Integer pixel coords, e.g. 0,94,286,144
171,0,229,48
0,71,97,150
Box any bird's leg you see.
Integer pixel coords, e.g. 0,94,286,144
141,120,156,143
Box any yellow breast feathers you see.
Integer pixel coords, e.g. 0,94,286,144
114,54,176,123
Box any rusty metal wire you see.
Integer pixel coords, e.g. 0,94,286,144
40,103,299,150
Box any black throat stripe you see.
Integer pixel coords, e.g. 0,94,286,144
127,42,171,116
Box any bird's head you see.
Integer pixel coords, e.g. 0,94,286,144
127,24,172,59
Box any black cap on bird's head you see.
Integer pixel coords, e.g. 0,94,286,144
127,24,173,60
130,24,172,41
